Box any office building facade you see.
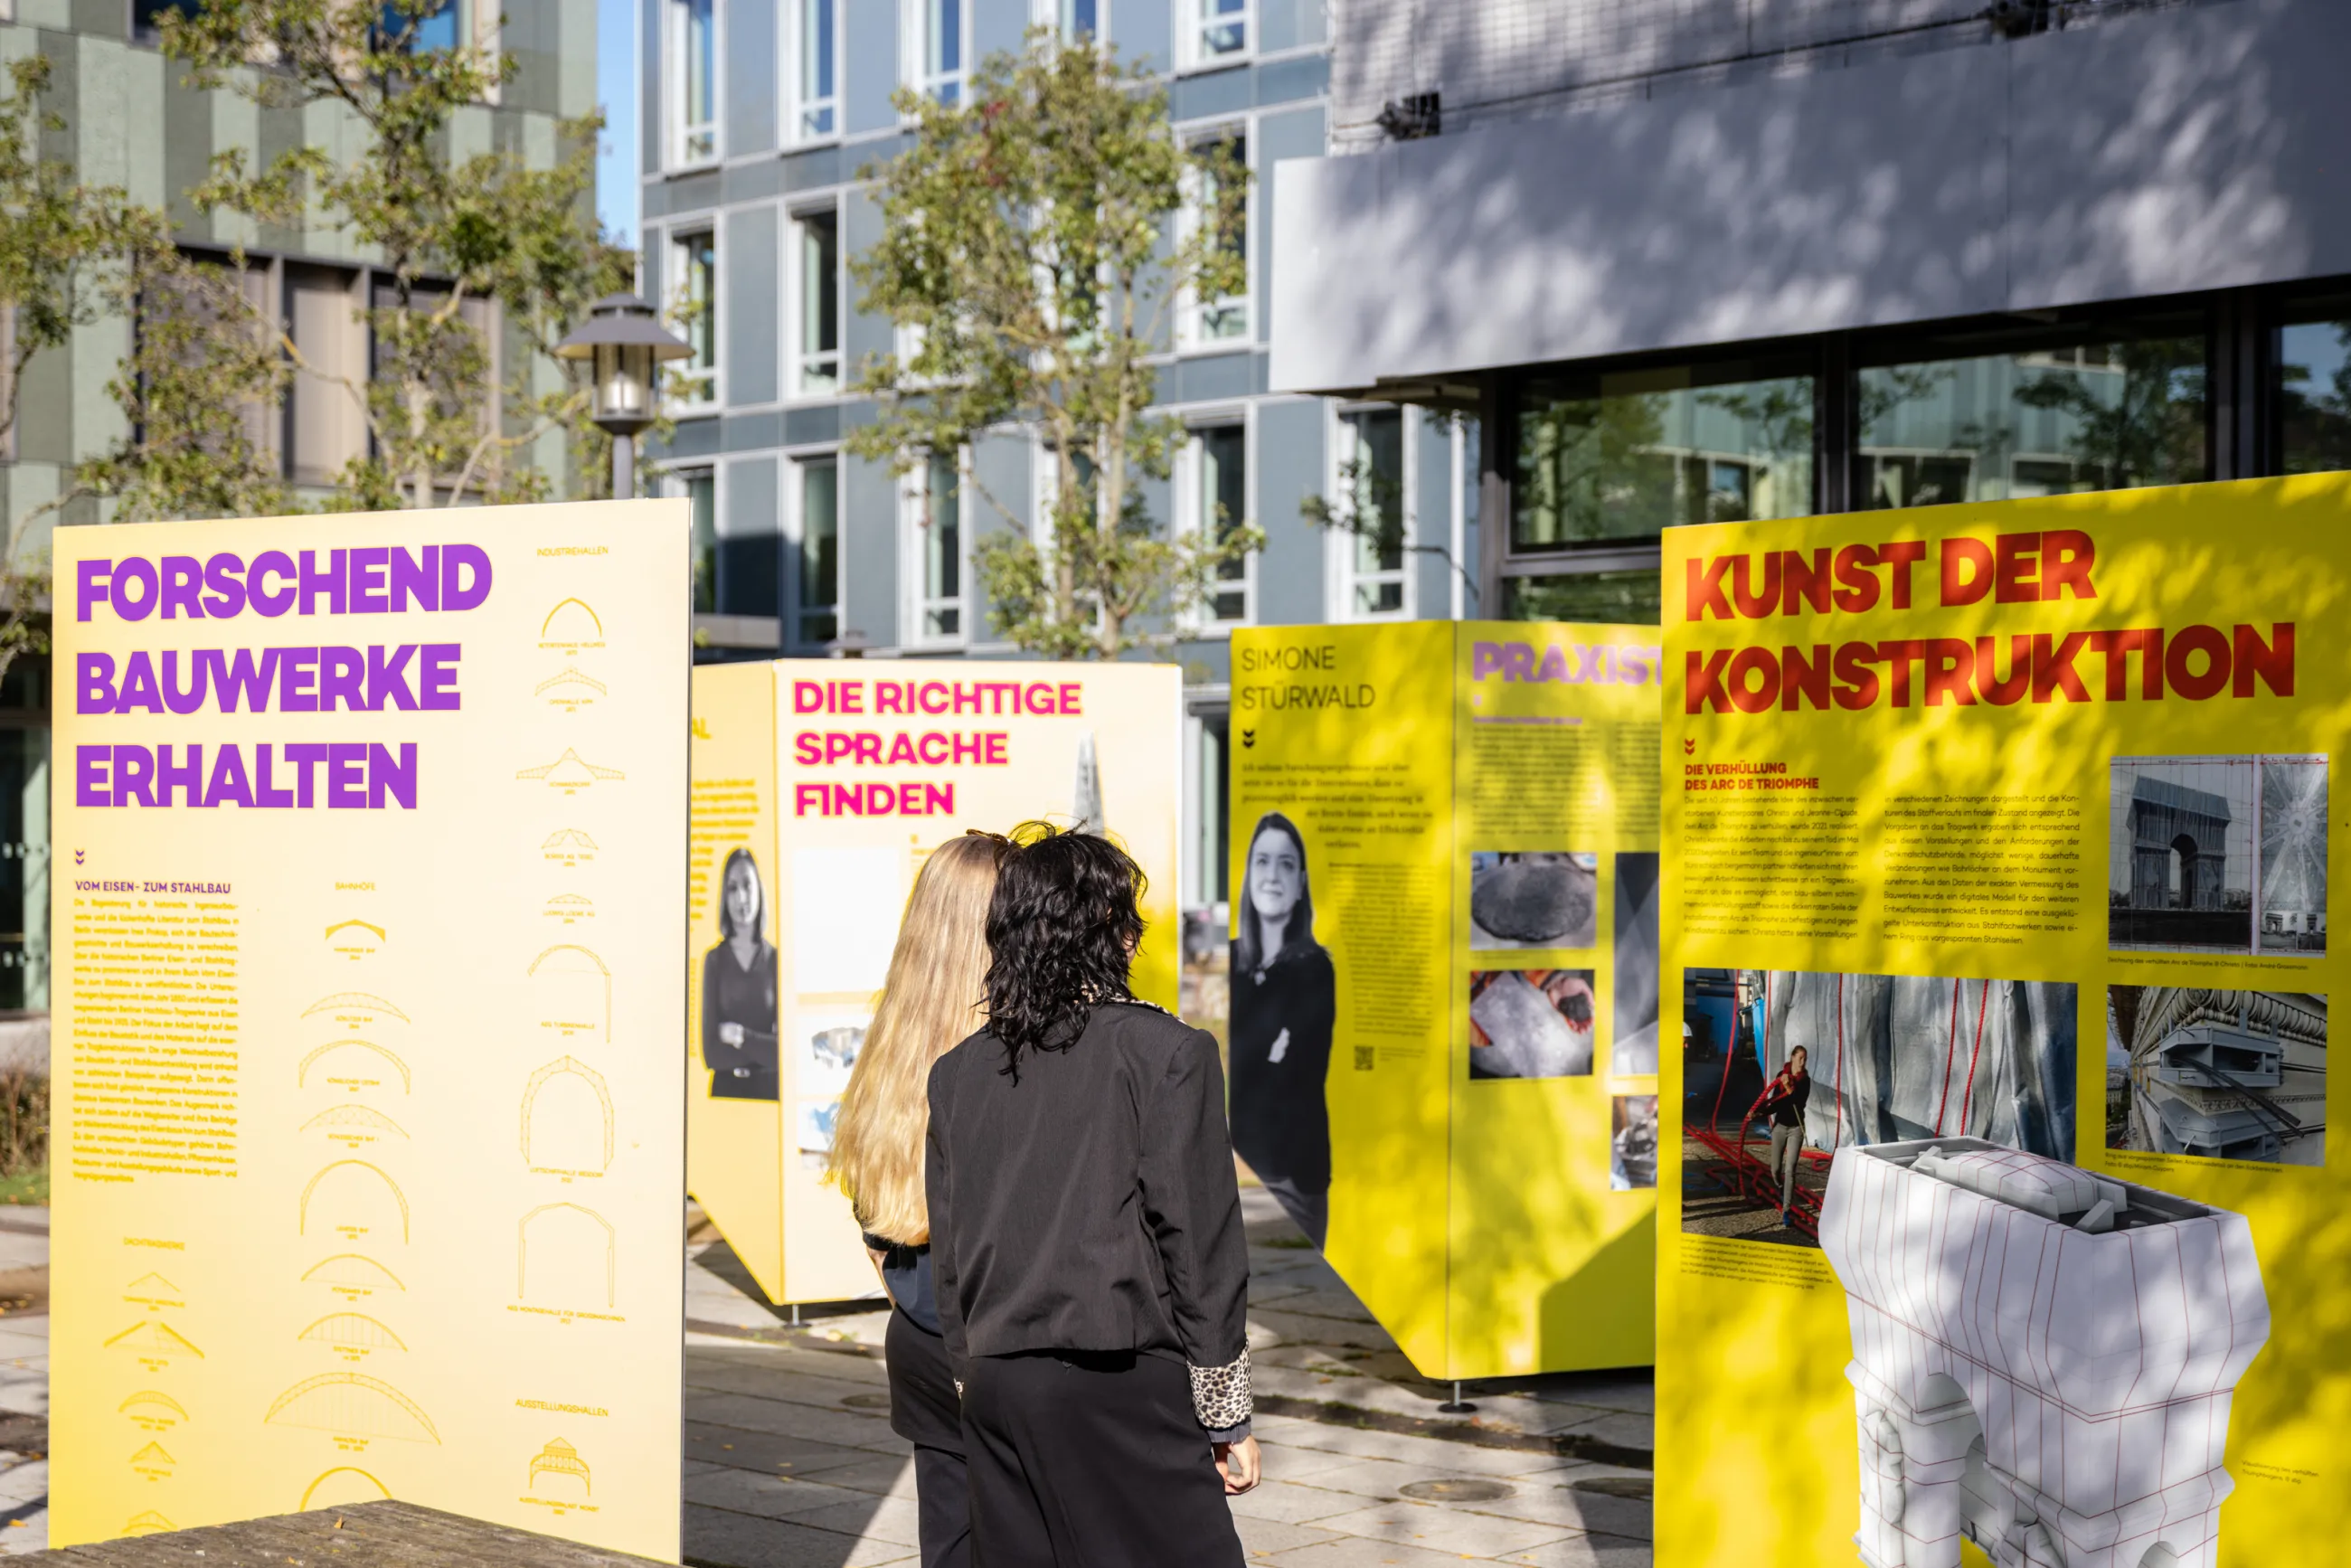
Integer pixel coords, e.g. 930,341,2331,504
636,0,1489,921
1274,0,2351,621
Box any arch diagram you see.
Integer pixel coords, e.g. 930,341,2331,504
106,1320,203,1359
266,1373,439,1443
515,750,626,791
301,1466,392,1511
302,1104,410,1139
324,921,388,962
303,992,411,1025
303,1254,406,1292
298,1312,408,1352
129,1442,175,1469
300,1161,411,1242
535,668,608,698
123,1271,182,1299
518,1203,617,1308
118,1391,188,1423
539,597,605,646
123,1512,175,1537
529,945,611,1041
546,893,593,923
298,1041,411,1094
529,1438,590,1496
523,1056,615,1174
543,828,599,852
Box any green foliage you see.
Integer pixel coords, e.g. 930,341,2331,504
153,0,634,509
846,30,1259,658
78,245,297,524
0,1067,45,1184
0,55,166,683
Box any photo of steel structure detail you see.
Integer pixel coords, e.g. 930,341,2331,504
1821,1138,2270,1568
2110,987,2327,1166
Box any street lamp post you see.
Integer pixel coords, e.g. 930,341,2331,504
555,294,694,500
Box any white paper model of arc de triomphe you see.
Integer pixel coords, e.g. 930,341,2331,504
1819,1138,2270,1568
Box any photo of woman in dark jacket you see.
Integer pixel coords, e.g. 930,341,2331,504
1228,811,1336,1247
702,847,780,1100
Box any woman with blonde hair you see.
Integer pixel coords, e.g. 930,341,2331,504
829,830,1005,1568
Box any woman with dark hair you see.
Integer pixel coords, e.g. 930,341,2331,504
1228,811,1336,1246
702,847,780,1100
927,826,1257,1567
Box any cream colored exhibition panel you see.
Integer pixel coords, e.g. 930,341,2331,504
49,504,690,1555
688,659,1182,1306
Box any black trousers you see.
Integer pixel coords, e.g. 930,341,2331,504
886,1308,971,1568
964,1350,1243,1568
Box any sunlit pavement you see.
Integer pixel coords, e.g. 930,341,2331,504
0,1194,1654,1565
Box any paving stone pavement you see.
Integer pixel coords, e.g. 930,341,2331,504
0,1191,1656,1564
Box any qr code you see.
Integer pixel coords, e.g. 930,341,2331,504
1354,1046,1374,1071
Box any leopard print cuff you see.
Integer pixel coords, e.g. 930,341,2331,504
1188,1347,1251,1431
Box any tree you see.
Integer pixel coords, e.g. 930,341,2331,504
75,243,297,524
152,0,633,511
0,56,165,683
847,32,1260,659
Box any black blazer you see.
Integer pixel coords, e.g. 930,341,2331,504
925,1002,1250,1372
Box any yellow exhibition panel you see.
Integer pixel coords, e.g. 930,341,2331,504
49,503,691,1556
1229,622,1658,1379
687,659,1182,1305
1656,474,2350,1568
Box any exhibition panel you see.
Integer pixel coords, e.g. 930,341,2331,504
1657,475,2346,1568
686,660,1182,1306
1230,622,1660,1379
49,505,693,1554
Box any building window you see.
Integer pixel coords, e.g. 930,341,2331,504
797,456,840,647
1337,406,1407,619
1186,132,1249,345
791,0,836,140
1188,0,1248,65
2278,291,2351,476
793,206,840,396
1192,422,1249,623
287,263,367,486
131,0,197,44
1042,0,1100,39
1501,569,1666,624
681,468,717,613
905,0,965,106
1515,359,1814,549
1854,315,2207,508
668,229,718,407
379,0,458,51
669,0,717,164
1503,356,1812,624
914,450,964,640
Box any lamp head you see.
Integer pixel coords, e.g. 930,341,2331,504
557,293,692,437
